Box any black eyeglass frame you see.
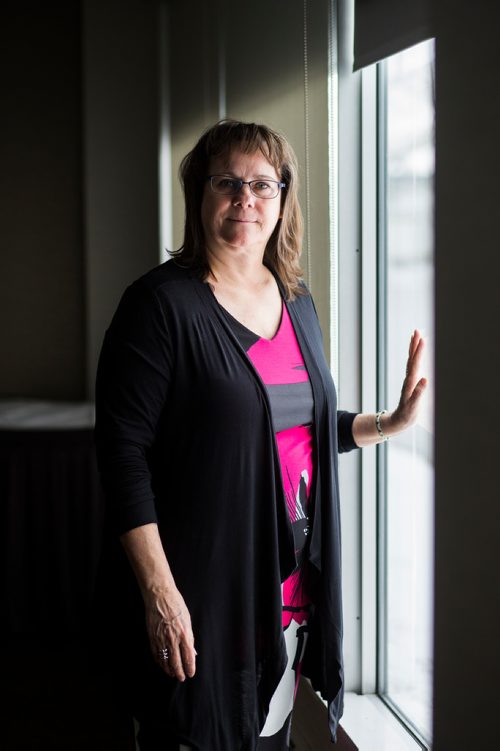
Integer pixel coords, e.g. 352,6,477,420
206,175,287,199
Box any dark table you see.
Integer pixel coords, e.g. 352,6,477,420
0,401,134,749
0,401,102,636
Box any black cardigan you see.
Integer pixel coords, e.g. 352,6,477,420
94,259,359,750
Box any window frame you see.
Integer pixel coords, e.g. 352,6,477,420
356,51,433,751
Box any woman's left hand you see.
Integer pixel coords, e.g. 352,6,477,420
386,329,428,433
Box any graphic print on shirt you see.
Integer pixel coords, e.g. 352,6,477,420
275,424,313,628
287,465,309,562
224,301,315,742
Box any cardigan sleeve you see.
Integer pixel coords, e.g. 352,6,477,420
337,410,359,453
94,280,173,535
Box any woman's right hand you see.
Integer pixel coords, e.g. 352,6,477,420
119,524,197,681
145,587,197,681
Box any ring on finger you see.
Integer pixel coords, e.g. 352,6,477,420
158,647,169,662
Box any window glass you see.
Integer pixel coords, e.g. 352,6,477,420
378,39,435,744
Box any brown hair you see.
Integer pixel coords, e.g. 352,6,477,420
171,119,304,299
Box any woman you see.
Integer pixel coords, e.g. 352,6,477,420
94,119,426,750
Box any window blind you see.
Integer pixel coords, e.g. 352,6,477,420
353,0,434,70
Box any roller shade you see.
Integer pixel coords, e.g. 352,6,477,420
353,0,434,70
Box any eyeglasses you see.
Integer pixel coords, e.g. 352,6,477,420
207,175,287,199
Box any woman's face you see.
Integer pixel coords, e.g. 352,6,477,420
201,149,282,260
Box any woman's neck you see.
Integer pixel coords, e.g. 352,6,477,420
206,248,271,290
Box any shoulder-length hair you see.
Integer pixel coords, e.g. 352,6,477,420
171,119,304,300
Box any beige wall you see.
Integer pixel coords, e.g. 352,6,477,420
168,0,336,362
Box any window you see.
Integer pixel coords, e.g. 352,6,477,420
377,40,435,745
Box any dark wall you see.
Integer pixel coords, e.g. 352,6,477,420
0,3,86,399
433,0,500,748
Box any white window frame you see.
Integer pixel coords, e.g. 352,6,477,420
341,59,431,751
336,3,431,748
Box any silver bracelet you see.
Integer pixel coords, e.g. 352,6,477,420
375,410,388,441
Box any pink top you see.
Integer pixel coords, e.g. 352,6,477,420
245,304,313,627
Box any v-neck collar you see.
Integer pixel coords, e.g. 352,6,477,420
214,297,285,343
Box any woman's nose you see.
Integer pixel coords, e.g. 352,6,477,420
233,183,254,205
